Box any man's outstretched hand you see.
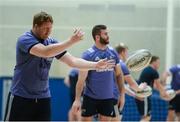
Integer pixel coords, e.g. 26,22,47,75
95,59,115,69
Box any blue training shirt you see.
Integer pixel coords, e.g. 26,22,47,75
169,65,180,91
82,45,119,99
113,59,130,100
11,30,66,98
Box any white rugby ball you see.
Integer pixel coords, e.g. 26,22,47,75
126,49,152,72
136,85,152,98
161,89,176,101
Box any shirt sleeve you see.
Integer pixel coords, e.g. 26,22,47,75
55,51,67,59
18,37,39,53
120,62,130,76
153,70,159,79
81,51,91,61
113,50,120,64
50,38,67,59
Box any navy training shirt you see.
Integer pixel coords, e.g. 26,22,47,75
138,66,159,87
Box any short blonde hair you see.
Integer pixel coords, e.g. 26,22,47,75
114,43,128,53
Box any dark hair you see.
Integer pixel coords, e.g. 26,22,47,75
92,25,107,40
33,11,53,27
150,55,159,64
114,43,128,54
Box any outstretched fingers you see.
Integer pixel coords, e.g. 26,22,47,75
96,59,115,69
106,59,116,69
73,28,85,40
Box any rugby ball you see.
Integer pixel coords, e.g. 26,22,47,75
136,84,152,98
126,49,152,72
161,89,176,101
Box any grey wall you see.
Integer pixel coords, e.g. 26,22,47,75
174,6,180,65
0,0,179,78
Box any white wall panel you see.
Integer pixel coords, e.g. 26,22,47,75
0,0,179,77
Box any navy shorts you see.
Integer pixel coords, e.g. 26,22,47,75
135,97,151,116
4,92,51,121
168,95,180,113
169,98,175,110
81,95,114,117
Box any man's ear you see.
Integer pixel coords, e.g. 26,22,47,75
95,35,100,41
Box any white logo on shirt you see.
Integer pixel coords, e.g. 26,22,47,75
95,56,100,61
94,55,115,72
96,68,114,72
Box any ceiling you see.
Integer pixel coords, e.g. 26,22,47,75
0,0,179,8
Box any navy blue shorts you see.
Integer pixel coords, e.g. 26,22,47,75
135,97,151,116
168,95,180,113
4,92,51,121
81,95,114,117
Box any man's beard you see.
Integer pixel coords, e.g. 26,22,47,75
99,36,109,45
